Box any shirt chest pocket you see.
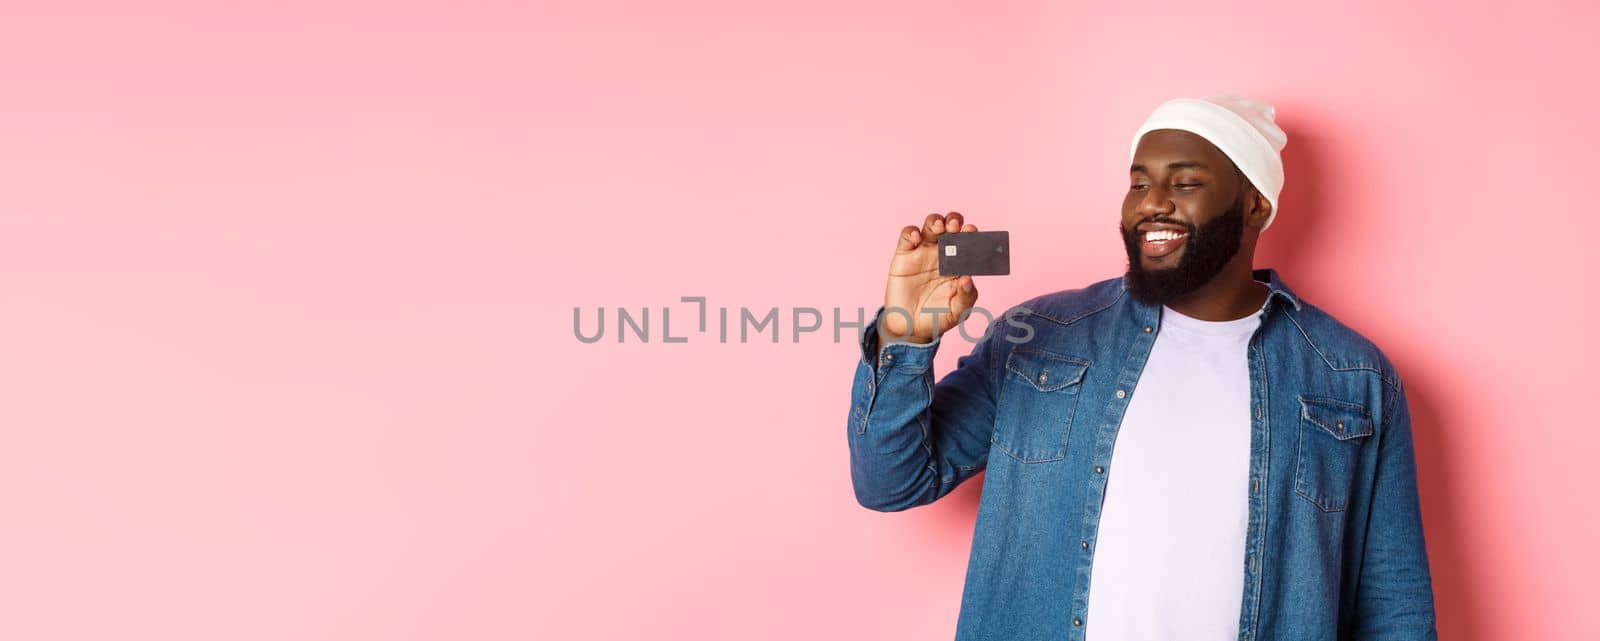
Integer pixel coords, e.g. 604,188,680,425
992,349,1091,464
1293,395,1375,512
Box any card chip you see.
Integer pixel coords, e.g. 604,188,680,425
945,245,958,256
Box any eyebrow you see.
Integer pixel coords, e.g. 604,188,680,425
1130,161,1209,173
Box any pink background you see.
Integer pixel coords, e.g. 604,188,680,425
2,1,1595,639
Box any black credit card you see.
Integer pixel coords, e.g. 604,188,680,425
937,231,1010,276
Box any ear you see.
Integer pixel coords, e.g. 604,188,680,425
1245,187,1272,231
1232,167,1272,232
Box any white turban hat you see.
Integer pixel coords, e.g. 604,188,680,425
1129,94,1288,231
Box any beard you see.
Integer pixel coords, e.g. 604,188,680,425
1121,194,1246,306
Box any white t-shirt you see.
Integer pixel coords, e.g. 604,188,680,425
1083,297,1265,640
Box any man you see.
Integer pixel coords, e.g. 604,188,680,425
846,94,1437,640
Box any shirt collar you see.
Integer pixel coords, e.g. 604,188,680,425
1118,267,1303,314
1253,267,1304,312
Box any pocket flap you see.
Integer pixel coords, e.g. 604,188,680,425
1006,349,1089,392
1298,395,1374,440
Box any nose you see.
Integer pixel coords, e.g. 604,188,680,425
1137,184,1175,219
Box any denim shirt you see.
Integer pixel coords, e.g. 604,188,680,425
846,268,1437,641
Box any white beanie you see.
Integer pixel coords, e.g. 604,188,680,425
1129,94,1288,231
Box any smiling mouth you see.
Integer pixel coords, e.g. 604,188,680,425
1140,229,1189,258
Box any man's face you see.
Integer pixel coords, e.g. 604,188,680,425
1120,129,1253,305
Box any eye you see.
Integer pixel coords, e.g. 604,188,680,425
1130,184,1148,191
1175,183,1202,189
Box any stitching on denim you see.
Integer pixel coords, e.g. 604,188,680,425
1248,332,1271,636
1344,382,1407,607
989,402,1071,463
1298,395,1375,439
1295,485,1346,512
1005,349,1091,391
992,348,1087,463
1273,289,1303,312
862,357,893,433
989,378,1075,464
855,366,876,436
1299,394,1370,415
918,373,935,461
1281,311,1400,391
1377,377,1406,445
1295,394,1370,510
1294,397,1365,512
1294,426,1348,513
1058,386,1081,459
990,394,1076,463
1381,380,1403,441
990,436,1067,464
1017,287,1126,327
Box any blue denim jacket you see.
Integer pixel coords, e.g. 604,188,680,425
847,268,1436,640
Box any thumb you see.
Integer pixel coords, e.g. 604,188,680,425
952,275,978,316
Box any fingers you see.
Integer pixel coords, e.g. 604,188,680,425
922,211,964,241
908,212,973,254
895,225,923,252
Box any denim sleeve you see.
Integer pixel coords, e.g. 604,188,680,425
845,305,1005,512
1352,378,1440,640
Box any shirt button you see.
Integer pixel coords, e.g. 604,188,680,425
1094,465,1105,474
884,353,894,361
1072,617,1083,627
1038,372,1048,385
1143,326,1152,333
1115,389,1126,399
1080,540,1089,550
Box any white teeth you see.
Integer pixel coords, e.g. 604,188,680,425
1143,230,1185,242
